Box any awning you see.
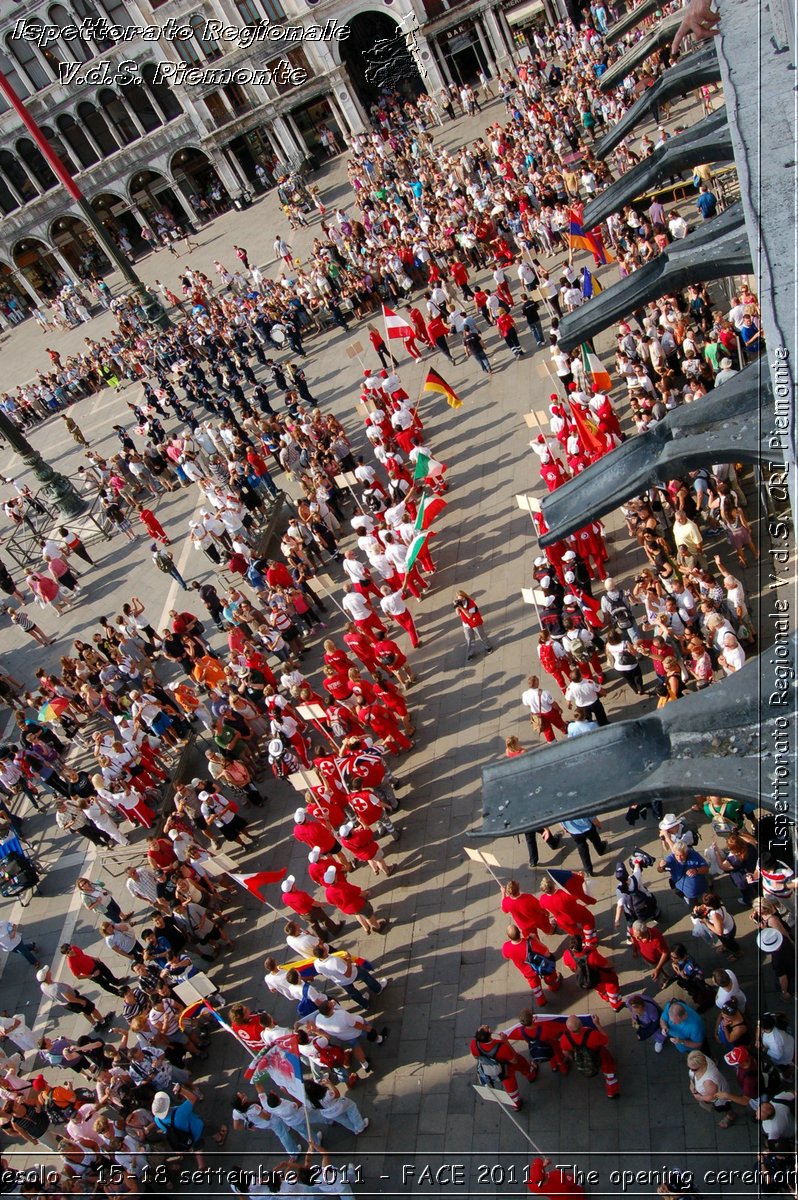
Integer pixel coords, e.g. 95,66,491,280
506,0,544,25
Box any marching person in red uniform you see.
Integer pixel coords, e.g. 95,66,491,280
337,820,394,877
502,924,562,1007
526,1156,586,1197
501,880,552,939
280,875,342,940
506,1012,568,1075
537,630,569,694
558,1013,621,1097
372,632,417,688
470,1025,533,1110
322,865,387,934
379,586,421,649
356,697,413,754
453,590,494,662
342,624,381,674
538,876,598,948
562,937,624,1012
372,677,414,737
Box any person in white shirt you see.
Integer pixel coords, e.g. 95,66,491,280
668,210,689,239
520,674,567,743
231,1093,304,1157
379,586,420,647
313,944,387,1007
563,670,607,725
710,968,746,1011
284,921,320,960
0,1015,37,1054
310,999,386,1071
341,585,384,637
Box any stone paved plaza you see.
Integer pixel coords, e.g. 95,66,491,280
0,93,768,1196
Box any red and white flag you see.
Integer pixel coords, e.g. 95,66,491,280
382,304,415,341
230,868,287,902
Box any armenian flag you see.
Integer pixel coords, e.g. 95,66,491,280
421,367,462,409
581,343,613,393
567,204,614,266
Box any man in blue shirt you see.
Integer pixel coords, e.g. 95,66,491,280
561,815,607,876
696,186,718,220
567,707,599,739
657,840,709,903
660,1000,706,1053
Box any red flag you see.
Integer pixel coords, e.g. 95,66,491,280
418,494,447,529
382,304,415,340
230,868,287,901
568,400,604,460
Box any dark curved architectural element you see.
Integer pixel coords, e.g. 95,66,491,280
478,635,796,836
583,107,731,228
598,11,682,92
595,44,720,158
605,0,661,44
539,363,774,545
555,203,750,353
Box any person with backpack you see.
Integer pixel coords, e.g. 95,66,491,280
505,1009,568,1075
614,859,659,940
558,1014,620,1098
150,543,188,590
150,1084,212,1165
469,1025,534,1111
600,579,641,641
562,935,623,1011
501,924,562,1007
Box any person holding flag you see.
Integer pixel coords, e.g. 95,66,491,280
453,590,494,662
381,304,423,360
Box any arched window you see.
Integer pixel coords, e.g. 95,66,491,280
57,112,100,168
0,181,20,215
98,89,139,144
173,33,202,66
141,63,183,120
16,139,58,190
76,102,119,157
118,78,161,133
73,0,112,50
0,150,38,202
40,125,79,175
0,49,30,105
6,33,51,90
190,13,222,60
99,0,132,24
48,4,92,62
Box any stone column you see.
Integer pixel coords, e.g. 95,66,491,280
12,269,43,306
429,38,455,86
483,5,514,68
284,112,310,157
207,152,243,195
473,16,498,73
272,114,304,158
412,31,446,91
49,247,79,284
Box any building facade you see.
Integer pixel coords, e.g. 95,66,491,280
0,0,519,311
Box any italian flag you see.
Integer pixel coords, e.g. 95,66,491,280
581,343,612,393
422,367,462,409
382,304,415,340
415,490,447,530
404,529,429,574
412,452,430,482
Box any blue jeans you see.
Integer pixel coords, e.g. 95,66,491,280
12,940,37,965
269,1115,302,1156
343,964,383,1007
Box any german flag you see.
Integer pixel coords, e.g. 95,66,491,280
421,367,462,409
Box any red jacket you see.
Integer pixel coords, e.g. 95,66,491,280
293,818,336,854
324,878,367,915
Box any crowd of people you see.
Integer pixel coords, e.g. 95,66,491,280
0,3,792,1197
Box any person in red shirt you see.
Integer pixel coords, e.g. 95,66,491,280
496,310,523,360
562,937,623,1011
537,630,569,693
502,924,561,1006
323,641,356,675
356,698,412,754
229,1003,271,1053
538,876,598,948
506,1011,568,1075
279,875,342,940
60,942,126,996
367,324,399,370
347,787,399,840
307,846,343,887
526,1156,586,1197
146,837,178,874
292,810,349,866
629,920,671,984
343,624,380,674
408,306,433,347
558,1013,620,1097
453,590,493,662
322,664,354,703
426,314,456,364
323,865,386,933
337,820,393,876
135,504,169,544
372,677,414,737
501,881,552,939
449,258,472,299
470,1025,533,1110
372,632,416,688
265,560,293,590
